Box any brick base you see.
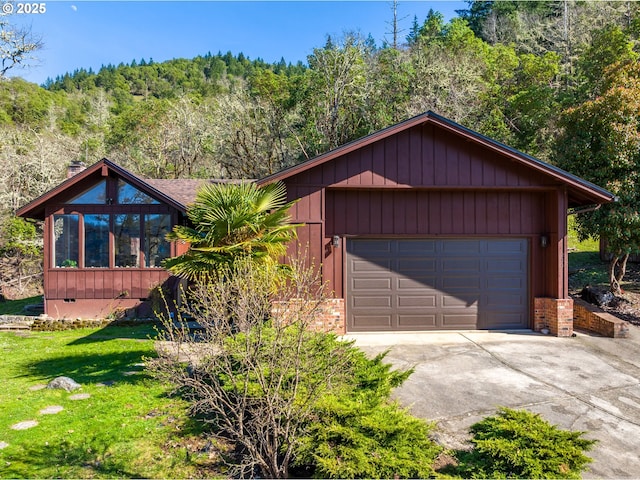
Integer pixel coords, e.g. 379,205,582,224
534,297,574,337
573,298,630,338
272,298,346,335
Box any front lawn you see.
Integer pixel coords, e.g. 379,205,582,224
0,325,214,479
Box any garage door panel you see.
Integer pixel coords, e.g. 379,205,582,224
397,276,437,290
442,294,478,308
352,295,392,308
442,314,478,328
398,314,437,328
352,278,392,290
397,240,437,254
485,293,526,307
442,259,482,271
482,313,527,329
352,259,391,272
352,315,393,329
487,239,526,254
351,240,392,255
347,238,528,332
487,276,526,289
442,240,483,254
397,259,436,272
487,259,525,273
397,295,437,307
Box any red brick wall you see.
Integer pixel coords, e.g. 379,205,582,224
573,298,630,338
534,298,574,337
272,298,346,335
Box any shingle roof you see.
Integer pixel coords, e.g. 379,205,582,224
145,178,251,208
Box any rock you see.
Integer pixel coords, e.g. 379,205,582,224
0,441,8,449
68,393,91,400
47,376,81,392
11,420,38,430
580,285,615,307
39,405,64,414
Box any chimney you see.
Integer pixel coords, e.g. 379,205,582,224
67,161,86,178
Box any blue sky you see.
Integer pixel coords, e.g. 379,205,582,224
11,1,467,85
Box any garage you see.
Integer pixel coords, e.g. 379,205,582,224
258,111,615,336
346,238,529,332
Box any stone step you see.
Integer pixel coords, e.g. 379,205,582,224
0,323,31,330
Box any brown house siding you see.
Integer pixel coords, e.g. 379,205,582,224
274,119,593,332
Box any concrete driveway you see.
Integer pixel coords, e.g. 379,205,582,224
346,326,640,479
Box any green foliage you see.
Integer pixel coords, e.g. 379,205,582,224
451,408,596,479
294,352,441,479
556,60,640,290
0,217,40,256
164,181,299,280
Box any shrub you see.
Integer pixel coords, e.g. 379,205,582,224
149,258,441,479
293,351,441,479
453,407,596,479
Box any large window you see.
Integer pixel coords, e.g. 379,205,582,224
53,214,79,267
114,214,141,267
144,214,171,267
51,177,173,269
84,214,109,267
117,179,159,204
69,180,107,204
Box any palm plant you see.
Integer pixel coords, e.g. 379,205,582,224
163,181,299,280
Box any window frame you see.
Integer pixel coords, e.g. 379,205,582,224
48,176,176,270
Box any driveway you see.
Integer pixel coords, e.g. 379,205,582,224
346,327,640,479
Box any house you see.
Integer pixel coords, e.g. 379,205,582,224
17,112,614,335
257,111,614,336
15,159,232,319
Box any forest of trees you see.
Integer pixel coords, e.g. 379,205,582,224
3,0,640,295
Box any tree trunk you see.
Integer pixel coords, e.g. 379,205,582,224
609,252,630,294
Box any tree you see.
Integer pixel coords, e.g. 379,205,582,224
0,7,43,78
556,61,640,294
304,34,372,154
163,181,299,280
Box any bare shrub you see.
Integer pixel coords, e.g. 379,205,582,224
148,259,354,478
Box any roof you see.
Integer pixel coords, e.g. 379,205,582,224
258,111,615,207
16,158,243,220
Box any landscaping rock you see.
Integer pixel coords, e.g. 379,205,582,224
580,285,615,307
11,420,38,430
47,376,81,392
0,441,8,449
29,384,46,391
68,393,91,400
39,405,64,415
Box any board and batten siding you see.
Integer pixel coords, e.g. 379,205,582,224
283,121,567,307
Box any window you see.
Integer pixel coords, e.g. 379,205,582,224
117,179,159,204
53,215,79,267
114,214,140,267
145,214,171,267
84,214,109,267
69,180,107,204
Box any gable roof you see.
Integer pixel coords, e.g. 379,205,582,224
16,158,238,220
258,111,615,207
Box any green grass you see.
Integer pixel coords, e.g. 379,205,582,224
0,325,216,479
0,295,42,315
567,216,609,290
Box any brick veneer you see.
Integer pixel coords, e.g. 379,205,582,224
534,297,574,337
272,298,346,335
309,298,346,334
573,297,630,338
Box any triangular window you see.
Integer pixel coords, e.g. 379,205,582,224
69,180,107,204
117,179,159,204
